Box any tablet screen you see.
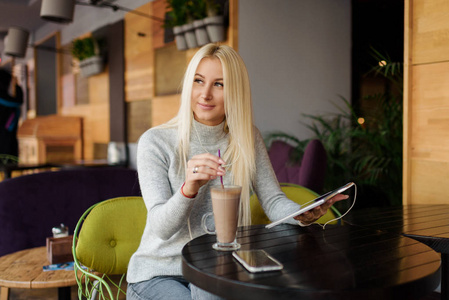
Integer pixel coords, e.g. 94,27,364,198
265,182,354,229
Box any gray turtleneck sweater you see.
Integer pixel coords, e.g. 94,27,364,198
126,120,300,283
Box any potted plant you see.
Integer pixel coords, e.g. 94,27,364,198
165,0,188,50
191,0,210,46
180,0,205,49
203,0,226,42
71,36,104,78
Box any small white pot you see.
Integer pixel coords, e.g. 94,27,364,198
173,25,187,51
193,19,210,46
204,15,225,43
182,23,198,49
79,56,103,78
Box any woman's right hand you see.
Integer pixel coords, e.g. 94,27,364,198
182,153,226,197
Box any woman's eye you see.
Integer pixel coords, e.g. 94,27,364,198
194,78,203,84
215,82,224,87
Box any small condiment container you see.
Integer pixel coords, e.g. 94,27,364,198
52,223,69,238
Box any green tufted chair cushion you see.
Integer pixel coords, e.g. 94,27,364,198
75,196,146,275
250,183,338,225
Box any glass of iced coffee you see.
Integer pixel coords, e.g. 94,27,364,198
202,185,242,251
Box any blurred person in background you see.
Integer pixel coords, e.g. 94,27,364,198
0,68,23,161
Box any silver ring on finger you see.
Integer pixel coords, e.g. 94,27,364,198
193,166,199,174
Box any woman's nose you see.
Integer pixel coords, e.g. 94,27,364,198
201,85,212,100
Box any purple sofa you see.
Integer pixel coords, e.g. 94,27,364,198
268,139,327,193
0,167,140,256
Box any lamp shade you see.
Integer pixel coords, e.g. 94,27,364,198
40,0,75,23
4,27,29,58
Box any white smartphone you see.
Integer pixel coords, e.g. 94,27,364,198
265,182,355,229
232,249,283,273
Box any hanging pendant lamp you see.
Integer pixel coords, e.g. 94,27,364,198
4,27,30,58
40,0,76,23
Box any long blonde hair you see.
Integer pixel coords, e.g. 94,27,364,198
164,43,256,226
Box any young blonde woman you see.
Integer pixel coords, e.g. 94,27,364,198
126,43,347,300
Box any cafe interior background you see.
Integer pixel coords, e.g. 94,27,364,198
0,0,448,210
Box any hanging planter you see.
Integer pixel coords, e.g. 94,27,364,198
71,37,104,78
173,25,188,50
204,15,225,43
182,23,198,49
79,56,103,78
165,0,226,50
193,19,210,46
165,0,189,51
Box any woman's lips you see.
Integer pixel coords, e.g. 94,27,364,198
198,103,215,110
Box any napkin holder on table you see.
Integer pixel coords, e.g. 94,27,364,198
46,235,73,264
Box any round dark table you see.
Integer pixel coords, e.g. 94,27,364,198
182,224,440,300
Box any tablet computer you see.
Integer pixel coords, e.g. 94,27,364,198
265,182,355,229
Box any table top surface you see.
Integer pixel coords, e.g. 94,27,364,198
182,221,441,300
345,204,449,253
0,247,77,289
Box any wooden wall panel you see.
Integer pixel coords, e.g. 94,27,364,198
152,94,180,127
152,0,170,49
124,2,153,102
155,44,186,96
61,101,109,160
411,160,449,203
411,62,449,162
412,0,449,64
127,100,152,143
88,66,109,104
404,0,449,205
57,29,110,161
63,62,109,160
62,74,75,107
75,73,89,105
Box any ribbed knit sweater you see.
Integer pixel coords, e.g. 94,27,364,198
126,120,300,283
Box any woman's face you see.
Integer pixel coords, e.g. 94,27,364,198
191,57,225,126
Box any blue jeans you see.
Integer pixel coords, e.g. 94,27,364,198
127,276,225,300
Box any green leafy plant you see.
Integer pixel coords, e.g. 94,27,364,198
164,0,221,28
265,49,403,207
164,0,208,28
205,0,221,16
191,0,208,20
164,0,188,28
71,37,97,61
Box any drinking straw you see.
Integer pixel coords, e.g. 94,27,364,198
218,149,224,189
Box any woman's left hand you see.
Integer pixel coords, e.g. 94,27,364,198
294,194,349,225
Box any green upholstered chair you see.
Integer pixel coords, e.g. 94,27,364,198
250,183,341,225
72,196,146,300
